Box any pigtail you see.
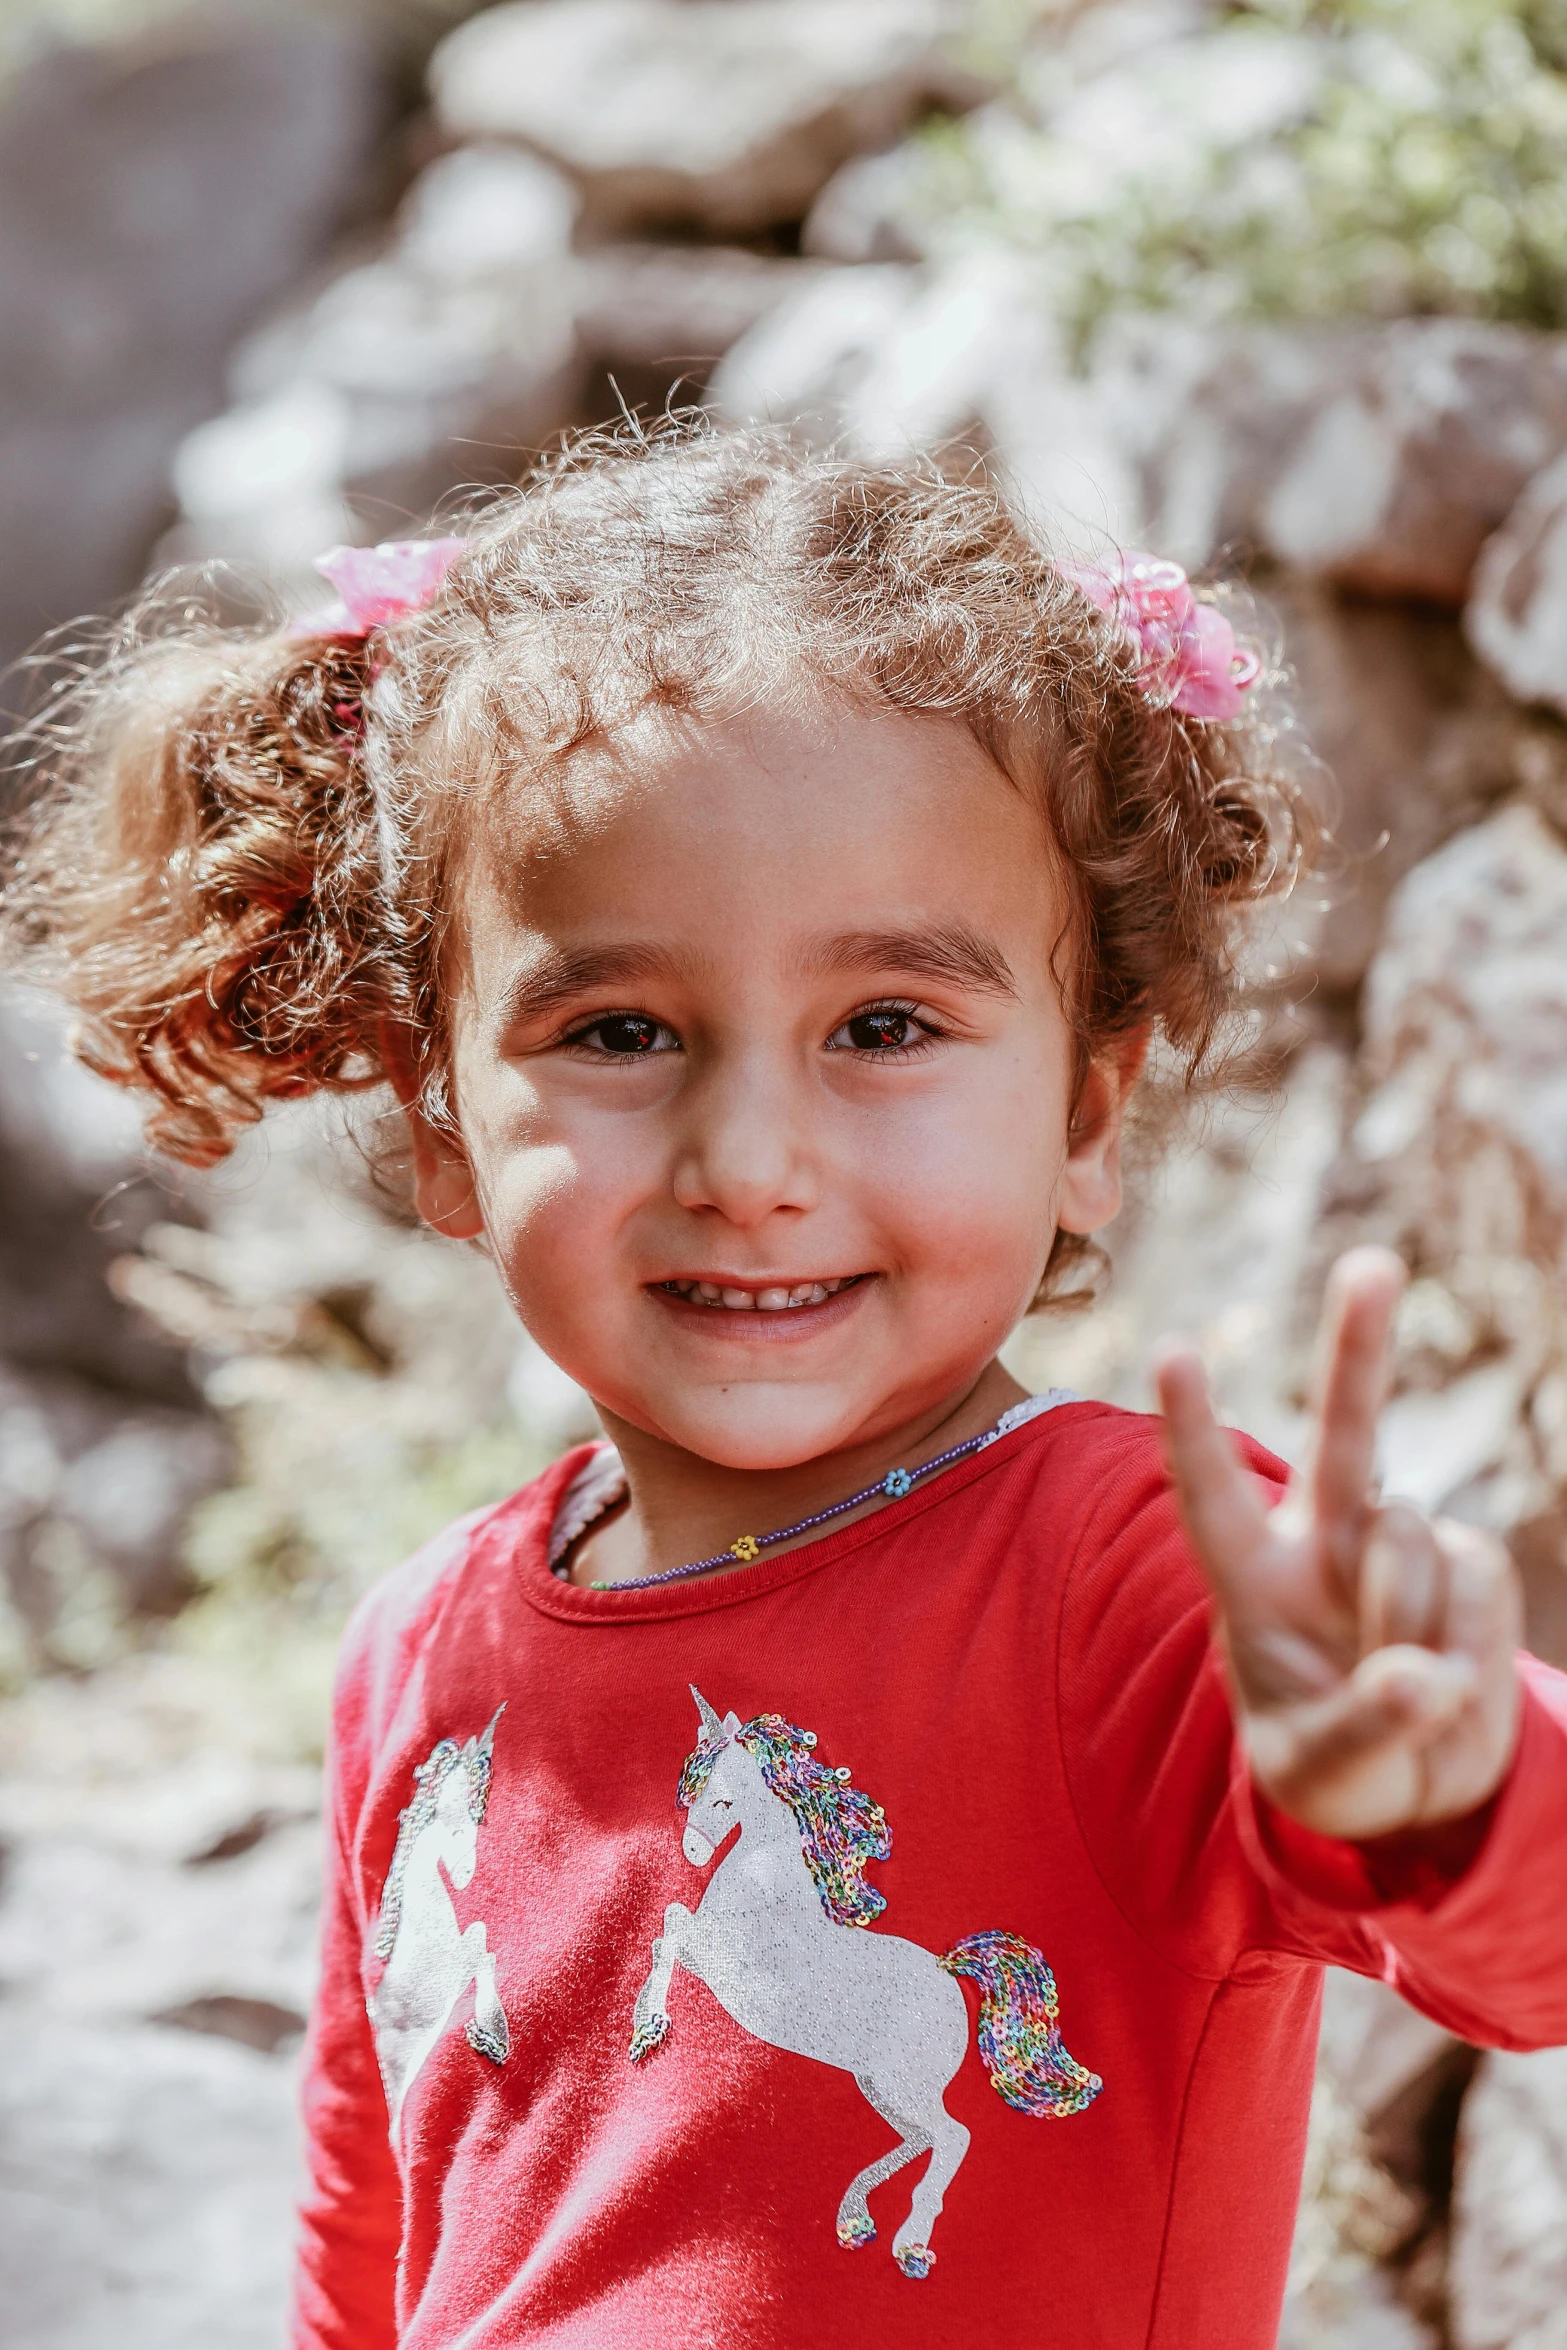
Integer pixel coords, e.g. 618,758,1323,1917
0,599,388,1167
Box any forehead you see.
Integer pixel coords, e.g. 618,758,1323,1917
467,701,1063,961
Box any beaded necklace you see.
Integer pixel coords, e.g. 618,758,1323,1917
556,1391,1074,1593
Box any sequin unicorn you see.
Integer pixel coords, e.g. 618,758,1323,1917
369,1707,510,2139
630,1689,1101,2280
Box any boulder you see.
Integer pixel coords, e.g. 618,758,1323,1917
1449,2046,1567,2350
166,143,582,588
0,9,390,674
803,142,932,264
1262,321,1567,607
1466,451,1567,716
574,243,822,384
1269,579,1524,992
1357,803,1567,1196
1304,805,1567,1561
0,2014,299,2350
709,261,921,443
0,996,226,1652
429,0,986,238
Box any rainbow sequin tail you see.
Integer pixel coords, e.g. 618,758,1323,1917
940,1931,1103,2119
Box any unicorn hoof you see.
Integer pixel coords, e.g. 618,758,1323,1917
836,2214,875,2251
466,2016,509,2065
894,2244,936,2280
628,2012,671,2064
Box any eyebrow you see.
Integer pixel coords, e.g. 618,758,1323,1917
492,922,1018,1033
801,925,1018,997
492,942,695,1032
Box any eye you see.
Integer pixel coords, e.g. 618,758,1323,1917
564,1011,680,1058
826,1001,941,1057
713,1798,733,1812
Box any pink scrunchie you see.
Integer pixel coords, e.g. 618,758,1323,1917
290,537,466,641
1059,552,1261,722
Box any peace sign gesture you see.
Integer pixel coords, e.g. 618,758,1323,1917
1156,1248,1523,1842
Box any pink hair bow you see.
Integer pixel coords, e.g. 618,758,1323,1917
1059,552,1261,722
291,536,466,640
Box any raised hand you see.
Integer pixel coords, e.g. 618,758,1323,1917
1155,1248,1523,1842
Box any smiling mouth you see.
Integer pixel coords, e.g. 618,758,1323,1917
655,1275,868,1313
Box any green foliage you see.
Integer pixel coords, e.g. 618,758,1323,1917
922,0,1567,347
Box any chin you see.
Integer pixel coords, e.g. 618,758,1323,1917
639,1389,874,1472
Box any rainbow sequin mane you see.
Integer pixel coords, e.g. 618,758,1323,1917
373,1713,500,1961
678,1711,891,1927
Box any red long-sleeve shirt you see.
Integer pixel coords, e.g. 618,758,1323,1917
292,1401,1567,2349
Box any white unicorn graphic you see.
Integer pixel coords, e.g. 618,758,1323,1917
369,1707,509,2140
630,1688,1102,2280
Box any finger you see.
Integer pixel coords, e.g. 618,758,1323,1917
1248,1646,1477,1836
1154,1342,1273,1602
1303,1248,1406,1575
1360,1501,1446,1654
1434,1518,1524,1662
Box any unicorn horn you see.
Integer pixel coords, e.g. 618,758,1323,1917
690,1686,724,1742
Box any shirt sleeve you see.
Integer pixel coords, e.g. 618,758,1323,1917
1055,1413,1567,2046
290,1675,402,2347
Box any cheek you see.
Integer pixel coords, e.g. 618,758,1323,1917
860,1044,1072,1253
458,1057,658,1250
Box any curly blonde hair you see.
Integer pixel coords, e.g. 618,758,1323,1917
0,424,1313,1301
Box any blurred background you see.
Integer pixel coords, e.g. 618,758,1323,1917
1,1,1566,2343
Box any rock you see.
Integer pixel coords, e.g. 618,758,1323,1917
803,142,931,263
1267,580,1522,993
574,243,821,387
1303,805,1567,1562
430,0,986,239
0,10,390,674
0,2014,299,2350
0,1657,316,2346
1358,804,1567,1196
1466,451,1567,716
1450,2046,1567,2350
0,997,227,1654
168,144,581,585
709,259,921,441
1318,1972,1463,2127
1262,322,1567,608
1281,2074,1433,2350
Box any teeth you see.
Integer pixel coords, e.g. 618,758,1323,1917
665,1276,857,1309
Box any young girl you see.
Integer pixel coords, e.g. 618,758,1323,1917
6,429,1565,2350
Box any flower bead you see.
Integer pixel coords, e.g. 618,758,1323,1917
883,1468,914,1499
291,536,467,641
1059,551,1261,721
730,1534,761,1562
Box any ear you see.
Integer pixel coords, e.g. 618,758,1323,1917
721,1711,741,1738
378,1020,485,1242
1055,1025,1151,1237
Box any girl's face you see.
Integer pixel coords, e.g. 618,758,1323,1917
419,702,1135,1471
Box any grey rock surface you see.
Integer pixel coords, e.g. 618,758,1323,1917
1450,2047,1567,2350
1467,450,1567,717
0,1658,318,2350
0,8,390,673
1261,321,1567,607
0,2016,301,2350
167,141,581,586
430,0,983,237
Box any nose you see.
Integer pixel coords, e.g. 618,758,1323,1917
671,1048,820,1228
683,1824,714,1866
